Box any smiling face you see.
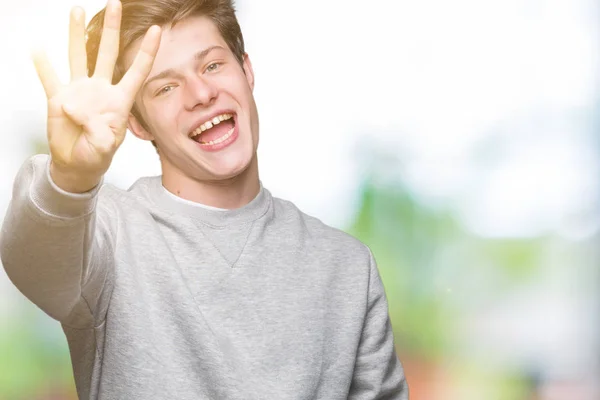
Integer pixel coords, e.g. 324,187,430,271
124,15,259,187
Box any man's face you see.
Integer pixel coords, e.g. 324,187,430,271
124,15,259,182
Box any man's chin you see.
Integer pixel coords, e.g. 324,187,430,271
205,163,252,182
163,146,256,183
196,157,253,181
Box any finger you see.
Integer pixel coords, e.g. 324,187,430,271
94,0,122,81
118,25,162,102
69,7,87,80
32,49,61,99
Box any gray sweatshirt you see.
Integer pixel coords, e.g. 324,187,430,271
0,155,408,400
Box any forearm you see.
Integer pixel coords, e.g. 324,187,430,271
0,154,110,324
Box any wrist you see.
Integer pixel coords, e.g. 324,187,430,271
49,161,103,193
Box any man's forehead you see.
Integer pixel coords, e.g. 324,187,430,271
122,15,226,71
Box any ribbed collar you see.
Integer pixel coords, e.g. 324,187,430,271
147,177,272,227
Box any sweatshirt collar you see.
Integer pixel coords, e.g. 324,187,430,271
149,177,271,227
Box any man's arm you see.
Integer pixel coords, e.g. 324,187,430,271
0,1,160,327
0,155,114,327
348,248,409,399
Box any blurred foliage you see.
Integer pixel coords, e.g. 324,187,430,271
346,167,546,363
346,178,458,359
0,302,75,399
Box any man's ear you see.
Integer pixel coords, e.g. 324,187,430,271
128,113,154,142
242,53,255,91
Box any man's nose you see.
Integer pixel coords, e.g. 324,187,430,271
183,75,218,110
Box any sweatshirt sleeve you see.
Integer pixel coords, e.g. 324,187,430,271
0,154,116,328
348,248,409,399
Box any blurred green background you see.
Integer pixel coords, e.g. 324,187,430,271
1,0,598,399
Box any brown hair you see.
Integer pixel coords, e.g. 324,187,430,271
85,0,246,146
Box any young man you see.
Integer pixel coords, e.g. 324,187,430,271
0,0,408,398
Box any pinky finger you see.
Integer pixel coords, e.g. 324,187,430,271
32,49,62,99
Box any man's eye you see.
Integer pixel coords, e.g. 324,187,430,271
156,85,175,96
206,62,221,72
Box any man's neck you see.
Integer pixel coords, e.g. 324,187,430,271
160,156,260,210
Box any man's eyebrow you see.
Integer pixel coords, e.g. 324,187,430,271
194,45,225,62
142,68,182,94
142,45,226,94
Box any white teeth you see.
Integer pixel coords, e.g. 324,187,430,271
201,127,235,145
189,113,233,137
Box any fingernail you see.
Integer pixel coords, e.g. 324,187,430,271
72,7,84,21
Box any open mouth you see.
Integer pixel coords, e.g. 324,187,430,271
189,113,236,145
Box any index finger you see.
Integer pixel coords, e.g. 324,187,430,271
118,25,162,104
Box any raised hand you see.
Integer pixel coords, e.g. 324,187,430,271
32,0,161,193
